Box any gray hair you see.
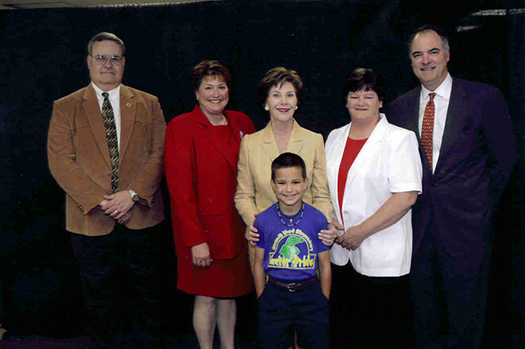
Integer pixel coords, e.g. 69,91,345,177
87,32,126,56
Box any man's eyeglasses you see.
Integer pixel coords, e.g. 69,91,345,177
90,54,124,65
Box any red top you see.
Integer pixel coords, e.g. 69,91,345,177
337,137,368,223
165,105,256,260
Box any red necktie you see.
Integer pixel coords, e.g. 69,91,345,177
421,92,436,169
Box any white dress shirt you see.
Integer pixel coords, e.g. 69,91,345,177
92,82,122,147
418,73,452,173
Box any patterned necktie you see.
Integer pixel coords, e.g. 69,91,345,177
102,92,119,193
421,92,436,170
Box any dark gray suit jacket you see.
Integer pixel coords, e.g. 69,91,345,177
388,78,515,262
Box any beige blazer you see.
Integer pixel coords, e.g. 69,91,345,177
48,84,166,236
235,119,332,233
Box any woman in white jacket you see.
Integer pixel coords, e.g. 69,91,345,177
326,68,422,349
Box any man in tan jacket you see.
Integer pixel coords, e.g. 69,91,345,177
47,32,166,349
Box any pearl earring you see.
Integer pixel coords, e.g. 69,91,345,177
264,105,269,111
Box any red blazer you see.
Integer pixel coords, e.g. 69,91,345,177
165,105,255,260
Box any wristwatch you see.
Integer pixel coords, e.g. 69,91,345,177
127,189,140,202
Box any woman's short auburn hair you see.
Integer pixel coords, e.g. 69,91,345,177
191,60,231,91
257,67,303,107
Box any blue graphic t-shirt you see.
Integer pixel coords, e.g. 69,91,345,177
255,202,329,281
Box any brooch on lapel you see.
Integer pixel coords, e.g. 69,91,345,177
126,103,132,108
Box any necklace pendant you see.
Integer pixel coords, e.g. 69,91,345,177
289,218,293,223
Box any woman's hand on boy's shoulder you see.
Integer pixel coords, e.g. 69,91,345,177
318,219,344,246
246,214,260,245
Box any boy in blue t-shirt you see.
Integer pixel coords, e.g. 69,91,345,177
253,152,331,349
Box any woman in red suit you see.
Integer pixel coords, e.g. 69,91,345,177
165,60,255,349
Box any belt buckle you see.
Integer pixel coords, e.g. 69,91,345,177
287,282,297,292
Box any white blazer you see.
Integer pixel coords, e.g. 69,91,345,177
325,114,422,277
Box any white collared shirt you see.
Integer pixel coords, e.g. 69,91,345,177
418,73,452,173
92,82,122,147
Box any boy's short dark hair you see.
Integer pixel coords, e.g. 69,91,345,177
271,152,307,180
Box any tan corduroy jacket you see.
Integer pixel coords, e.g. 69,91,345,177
48,84,166,236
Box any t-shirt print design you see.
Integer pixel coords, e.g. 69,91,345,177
268,228,316,270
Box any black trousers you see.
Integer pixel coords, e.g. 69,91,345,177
410,228,492,349
258,278,330,349
330,263,414,349
71,223,165,349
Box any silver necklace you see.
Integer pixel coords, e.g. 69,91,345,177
277,202,304,227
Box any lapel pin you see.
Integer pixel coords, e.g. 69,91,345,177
126,103,132,108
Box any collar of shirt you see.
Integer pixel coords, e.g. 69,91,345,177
420,72,452,102
91,82,122,147
418,73,453,173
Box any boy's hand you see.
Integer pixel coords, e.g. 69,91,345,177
318,250,332,299
254,246,267,298
318,219,344,246
191,242,213,268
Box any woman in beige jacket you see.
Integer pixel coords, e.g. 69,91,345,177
235,67,335,268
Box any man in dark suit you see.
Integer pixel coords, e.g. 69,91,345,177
388,25,516,349
48,32,167,348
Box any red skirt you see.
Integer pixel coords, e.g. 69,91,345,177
177,245,254,298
